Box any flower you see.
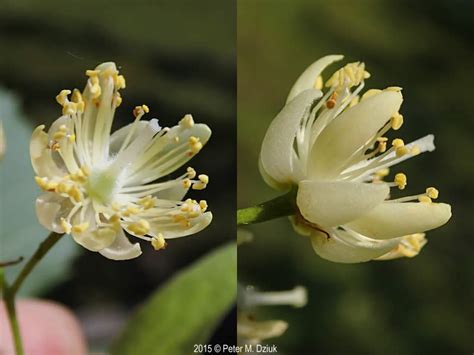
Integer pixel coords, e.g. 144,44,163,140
259,55,451,263
237,285,307,346
30,62,212,260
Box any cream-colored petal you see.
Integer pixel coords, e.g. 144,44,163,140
311,228,402,263
30,125,65,178
297,180,389,227
286,55,344,103
345,202,452,239
260,89,322,189
149,211,213,239
98,228,142,260
109,121,150,156
125,123,212,185
71,206,117,251
308,90,403,179
35,193,72,233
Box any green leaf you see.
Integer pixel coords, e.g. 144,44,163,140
0,87,79,296
111,243,236,355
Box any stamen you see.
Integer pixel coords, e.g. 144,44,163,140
390,112,404,130
128,219,151,236
426,187,439,199
394,173,407,190
151,233,167,250
179,114,195,128
72,222,89,233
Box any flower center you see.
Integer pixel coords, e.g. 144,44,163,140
85,167,119,205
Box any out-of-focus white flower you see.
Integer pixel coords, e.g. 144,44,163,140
0,120,5,160
238,285,307,347
30,62,212,260
259,55,451,263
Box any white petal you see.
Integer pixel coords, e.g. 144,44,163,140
109,121,150,155
125,123,212,185
259,89,322,189
286,55,344,103
311,228,402,263
308,90,403,179
150,211,213,239
345,202,452,239
30,125,65,178
297,180,389,227
35,193,71,233
99,229,142,260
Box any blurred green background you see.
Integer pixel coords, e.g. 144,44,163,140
238,0,473,354
0,0,236,352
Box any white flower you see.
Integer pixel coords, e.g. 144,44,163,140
259,55,451,263
30,62,212,260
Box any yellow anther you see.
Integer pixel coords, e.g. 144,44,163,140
86,69,100,77
56,89,71,105
187,167,196,179
192,182,207,191
72,222,89,233
314,75,323,90
57,182,72,194
375,168,390,178
396,146,409,157
128,219,151,236
411,146,421,156
62,102,77,116
426,187,439,199
361,89,382,101
34,176,49,190
68,186,82,202
189,136,199,144
151,234,167,251
113,93,122,107
112,202,122,212
198,174,209,184
114,74,126,90
174,136,180,143
179,114,195,128
394,173,407,190
133,105,148,118
71,89,83,103
418,195,432,203
138,196,156,209
392,138,404,148
123,205,141,217
183,178,192,188
391,112,404,130
199,200,208,212
377,140,387,153
45,181,58,191
60,218,72,234
68,134,76,143
88,76,101,99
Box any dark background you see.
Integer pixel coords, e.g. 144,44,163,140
0,0,236,351
238,0,473,354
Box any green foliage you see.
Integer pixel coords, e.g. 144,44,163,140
0,88,79,296
111,243,236,355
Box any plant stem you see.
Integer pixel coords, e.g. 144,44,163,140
237,190,297,225
1,231,64,355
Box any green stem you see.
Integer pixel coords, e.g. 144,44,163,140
1,232,64,355
237,190,297,225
